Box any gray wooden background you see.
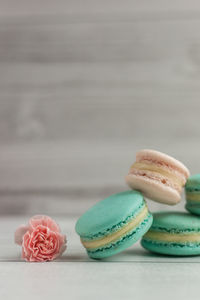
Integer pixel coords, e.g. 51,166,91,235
1,0,200,215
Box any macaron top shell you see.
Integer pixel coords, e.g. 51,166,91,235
75,190,145,239
185,174,200,191
151,211,200,232
136,149,190,177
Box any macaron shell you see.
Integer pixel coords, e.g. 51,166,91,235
136,149,190,177
185,174,200,190
141,239,200,256
75,190,144,238
185,203,200,216
126,174,180,205
88,213,153,259
150,211,200,231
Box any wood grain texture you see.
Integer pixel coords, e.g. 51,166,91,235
0,1,200,214
1,0,200,18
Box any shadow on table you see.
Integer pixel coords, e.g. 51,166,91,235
4,248,200,263
57,248,163,262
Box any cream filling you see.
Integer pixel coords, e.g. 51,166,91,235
130,162,185,189
144,230,200,243
186,192,200,202
81,205,148,249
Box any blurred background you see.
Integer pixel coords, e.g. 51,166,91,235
0,0,200,216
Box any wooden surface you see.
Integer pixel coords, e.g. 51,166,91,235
1,1,200,215
1,216,200,300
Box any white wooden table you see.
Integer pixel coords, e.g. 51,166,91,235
1,216,200,300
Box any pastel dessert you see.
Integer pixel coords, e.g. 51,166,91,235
185,174,200,215
75,190,153,259
126,149,190,205
141,212,200,256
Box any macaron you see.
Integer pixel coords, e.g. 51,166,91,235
185,174,200,215
126,149,190,205
75,190,153,259
141,211,200,256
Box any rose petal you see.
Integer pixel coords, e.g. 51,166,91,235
59,243,67,256
22,232,32,258
29,215,60,233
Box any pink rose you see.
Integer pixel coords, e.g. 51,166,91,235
15,215,66,262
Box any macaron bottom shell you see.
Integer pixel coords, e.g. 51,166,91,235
141,239,200,256
126,174,181,205
87,213,153,259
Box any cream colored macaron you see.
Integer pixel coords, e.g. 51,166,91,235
125,149,190,205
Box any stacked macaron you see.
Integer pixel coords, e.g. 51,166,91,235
76,149,200,259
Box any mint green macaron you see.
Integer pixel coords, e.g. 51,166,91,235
141,211,200,256
75,190,153,259
185,174,200,215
